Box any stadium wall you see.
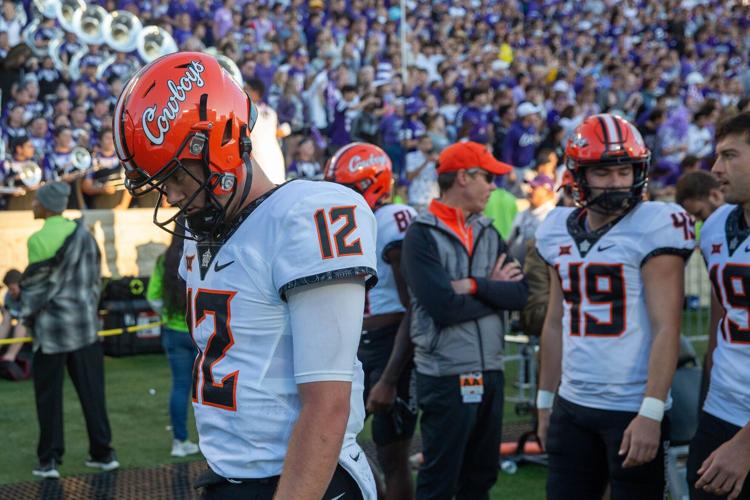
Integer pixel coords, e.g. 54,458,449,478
0,208,176,279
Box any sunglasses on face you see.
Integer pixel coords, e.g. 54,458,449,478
466,168,495,185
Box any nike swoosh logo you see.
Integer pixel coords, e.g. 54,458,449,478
331,494,346,500
598,243,615,252
349,452,361,462
213,260,235,272
745,245,750,252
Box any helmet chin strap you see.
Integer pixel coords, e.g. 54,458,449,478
200,137,255,240
224,137,255,219
218,151,255,224
183,132,255,241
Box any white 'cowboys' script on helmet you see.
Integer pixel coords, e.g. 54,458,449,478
348,153,388,173
142,60,206,146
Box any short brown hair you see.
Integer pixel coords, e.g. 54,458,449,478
437,172,457,195
3,269,22,286
675,170,720,205
715,111,750,145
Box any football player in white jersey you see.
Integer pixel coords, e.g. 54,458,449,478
325,142,418,500
113,52,378,500
535,113,696,499
687,112,750,500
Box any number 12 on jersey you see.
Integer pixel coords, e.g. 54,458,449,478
556,262,627,337
188,288,238,411
314,205,363,259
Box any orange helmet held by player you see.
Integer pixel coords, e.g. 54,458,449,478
324,142,393,209
564,113,650,214
113,52,258,239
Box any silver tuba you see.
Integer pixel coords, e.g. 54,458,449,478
14,2,28,27
72,4,109,45
67,45,89,81
17,161,43,188
21,19,42,55
136,26,177,63
205,48,244,87
70,146,92,172
32,0,58,19
102,10,142,53
95,54,116,79
21,19,61,57
48,36,67,72
56,0,86,34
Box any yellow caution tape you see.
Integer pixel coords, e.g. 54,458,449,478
0,321,163,345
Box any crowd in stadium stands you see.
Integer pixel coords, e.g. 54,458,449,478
0,0,749,215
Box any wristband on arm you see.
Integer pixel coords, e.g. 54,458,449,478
536,390,555,410
638,397,665,422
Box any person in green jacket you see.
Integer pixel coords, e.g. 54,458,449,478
147,224,200,458
483,186,519,239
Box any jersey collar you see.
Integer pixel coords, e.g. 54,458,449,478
567,206,632,258
725,205,750,257
195,181,289,280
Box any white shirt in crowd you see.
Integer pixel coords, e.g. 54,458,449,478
303,71,329,131
250,102,286,185
0,15,21,46
508,199,557,265
686,123,713,158
405,150,439,211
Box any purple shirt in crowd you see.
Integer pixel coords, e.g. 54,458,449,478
502,122,541,170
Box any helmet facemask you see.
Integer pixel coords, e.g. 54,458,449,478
569,156,649,216
124,127,253,241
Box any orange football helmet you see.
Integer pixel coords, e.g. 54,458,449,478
113,52,258,239
565,113,650,214
324,142,393,209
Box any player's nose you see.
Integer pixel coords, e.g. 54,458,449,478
710,157,724,176
163,182,185,207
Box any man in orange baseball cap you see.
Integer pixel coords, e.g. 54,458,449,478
434,141,514,219
437,141,513,176
400,141,526,499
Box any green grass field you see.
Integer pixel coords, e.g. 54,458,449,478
0,352,547,498
0,308,710,498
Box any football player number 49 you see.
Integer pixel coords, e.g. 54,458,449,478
188,288,239,411
557,262,627,337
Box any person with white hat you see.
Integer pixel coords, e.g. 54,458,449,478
501,101,542,177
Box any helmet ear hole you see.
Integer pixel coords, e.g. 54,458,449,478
199,93,208,121
221,119,233,147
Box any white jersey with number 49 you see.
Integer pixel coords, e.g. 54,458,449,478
700,203,750,428
536,201,695,412
178,180,377,491
367,203,417,317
